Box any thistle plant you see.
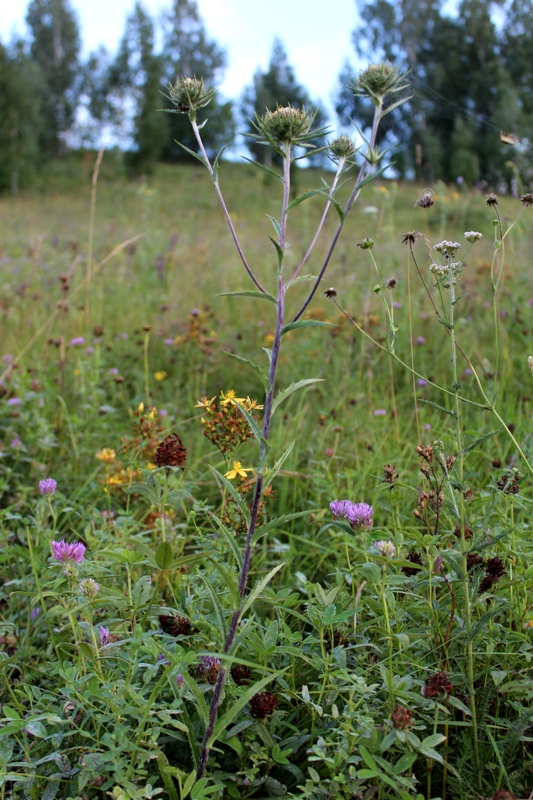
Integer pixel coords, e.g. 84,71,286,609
166,67,409,778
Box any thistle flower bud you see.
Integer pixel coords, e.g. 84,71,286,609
260,105,313,144
353,62,409,104
328,134,357,160
167,76,216,119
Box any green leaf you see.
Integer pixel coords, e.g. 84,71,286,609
269,236,283,267
132,575,152,608
266,214,281,239
264,619,279,650
233,400,266,450
271,378,323,416
211,145,227,183
241,563,285,615
224,352,270,391
210,671,284,743
418,398,456,417
263,441,295,488
281,320,335,336
463,429,498,455
241,156,283,182
218,290,277,304
174,139,207,166
253,510,313,543
322,603,337,626
199,572,227,638
209,465,251,527
286,188,325,212
155,542,173,570
359,746,378,772
205,554,240,607
381,94,413,117
321,193,344,223
209,513,243,567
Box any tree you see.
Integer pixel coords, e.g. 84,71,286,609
109,3,168,173
160,0,235,162
0,39,43,192
25,0,80,155
242,38,328,165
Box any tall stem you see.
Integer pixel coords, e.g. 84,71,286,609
85,147,104,328
196,143,291,780
448,268,481,787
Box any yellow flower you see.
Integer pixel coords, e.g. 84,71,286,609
243,397,264,411
73,368,81,376
146,462,157,470
220,389,246,407
154,371,167,382
195,396,216,408
96,448,116,463
263,333,275,348
138,402,145,414
148,407,158,420
224,461,253,480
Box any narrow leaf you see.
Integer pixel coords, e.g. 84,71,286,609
224,352,270,391
269,236,283,267
174,139,207,166
241,563,285,615
241,157,283,182
281,320,335,336
210,671,284,743
418,398,456,417
286,188,325,212
271,378,323,415
266,215,281,239
218,290,276,304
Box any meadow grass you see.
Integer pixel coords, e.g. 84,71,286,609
1,151,533,799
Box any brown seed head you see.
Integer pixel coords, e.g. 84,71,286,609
417,192,434,209
231,664,251,686
158,614,192,637
520,192,533,207
486,193,499,206
249,691,278,719
391,706,413,730
479,557,505,594
423,671,453,698
383,463,399,484
154,434,186,468
402,551,423,577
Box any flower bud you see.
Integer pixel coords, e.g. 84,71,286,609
260,105,313,144
328,134,357,160
353,62,409,104
167,76,216,119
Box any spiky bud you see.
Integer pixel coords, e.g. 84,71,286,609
260,105,313,145
353,62,409,104
167,76,216,119
328,134,357,160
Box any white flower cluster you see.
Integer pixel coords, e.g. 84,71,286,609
434,240,462,257
464,231,483,242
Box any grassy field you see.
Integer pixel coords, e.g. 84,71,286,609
1,152,533,799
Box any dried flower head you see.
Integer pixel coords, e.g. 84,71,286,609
249,691,278,719
423,671,453,698
402,231,420,246
158,614,192,637
324,287,337,299
386,277,398,289
39,478,57,496
479,557,505,594
231,664,251,686
154,434,186,468
402,551,423,576
520,192,533,207
325,630,347,652
353,62,409,103
52,540,86,564
417,191,434,209
491,792,516,800
383,463,398,484
464,231,483,242
197,655,221,684
467,553,485,571
486,193,499,206
496,471,520,495
259,105,314,145
391,706,413,730
166,76,216,118
329,134,357,160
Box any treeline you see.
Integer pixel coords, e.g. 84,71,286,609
1,0,532,192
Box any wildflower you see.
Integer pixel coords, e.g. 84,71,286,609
520,192,533,207
70,337,85,346
374,409,386,416
30,607,41,621
402,231,419,246
417,336,426,345
373,540,396,558
422,671,453,698
402,551,423,576
357,237,375,250
391,706,413,730
324,287,337,298
109,367,119,375
329,134,357,160
85,347,95,355
164,338,174,345
242,396,264,411
231,664,251,686
486,193,499,206
39,478,57,496
7,397,21,407
464,231,483,242
330,500,373,530
197,655,221,684
258,105,314,145
154,371,167,381
479,557,505,593
52,540,86,563
79,578,99,600
220,390,246,407
417,379,427,387
249,691,278,718
383,463,398,484
158,614,192,637
176,674,185,687
417,191,434,209
154,433,186,468
95,448,116,463
159,409,168,417
195,396,216,409
434,240,461,257
353,62,409,104
99,626,110,646
10,437,22,449
166,75,216,117
225,461,253,480
93,325,104,337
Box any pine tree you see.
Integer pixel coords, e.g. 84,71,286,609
160,0,235,162
25,0,80,155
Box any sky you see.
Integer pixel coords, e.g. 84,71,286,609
0,0,361,120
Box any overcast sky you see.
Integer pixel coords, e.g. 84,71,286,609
0,0,361,119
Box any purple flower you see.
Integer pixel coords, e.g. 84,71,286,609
158,409,168,417
176,674,184,687
330,500,373,530
417,336,426,345
164,338,174,345
7,397,21,407
417,379,427,386
52,539,86,563
393,301,401,309
39,478,57,496
374,409,386,416
3,354,14,364
85,347,95,355
30,607,41,620
109,367,119,375
433,555,443,573
99,626,110,646
70,337,85,347
10,437,22,449
464,368,473,376
423,423,432,430
119,332,129,339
